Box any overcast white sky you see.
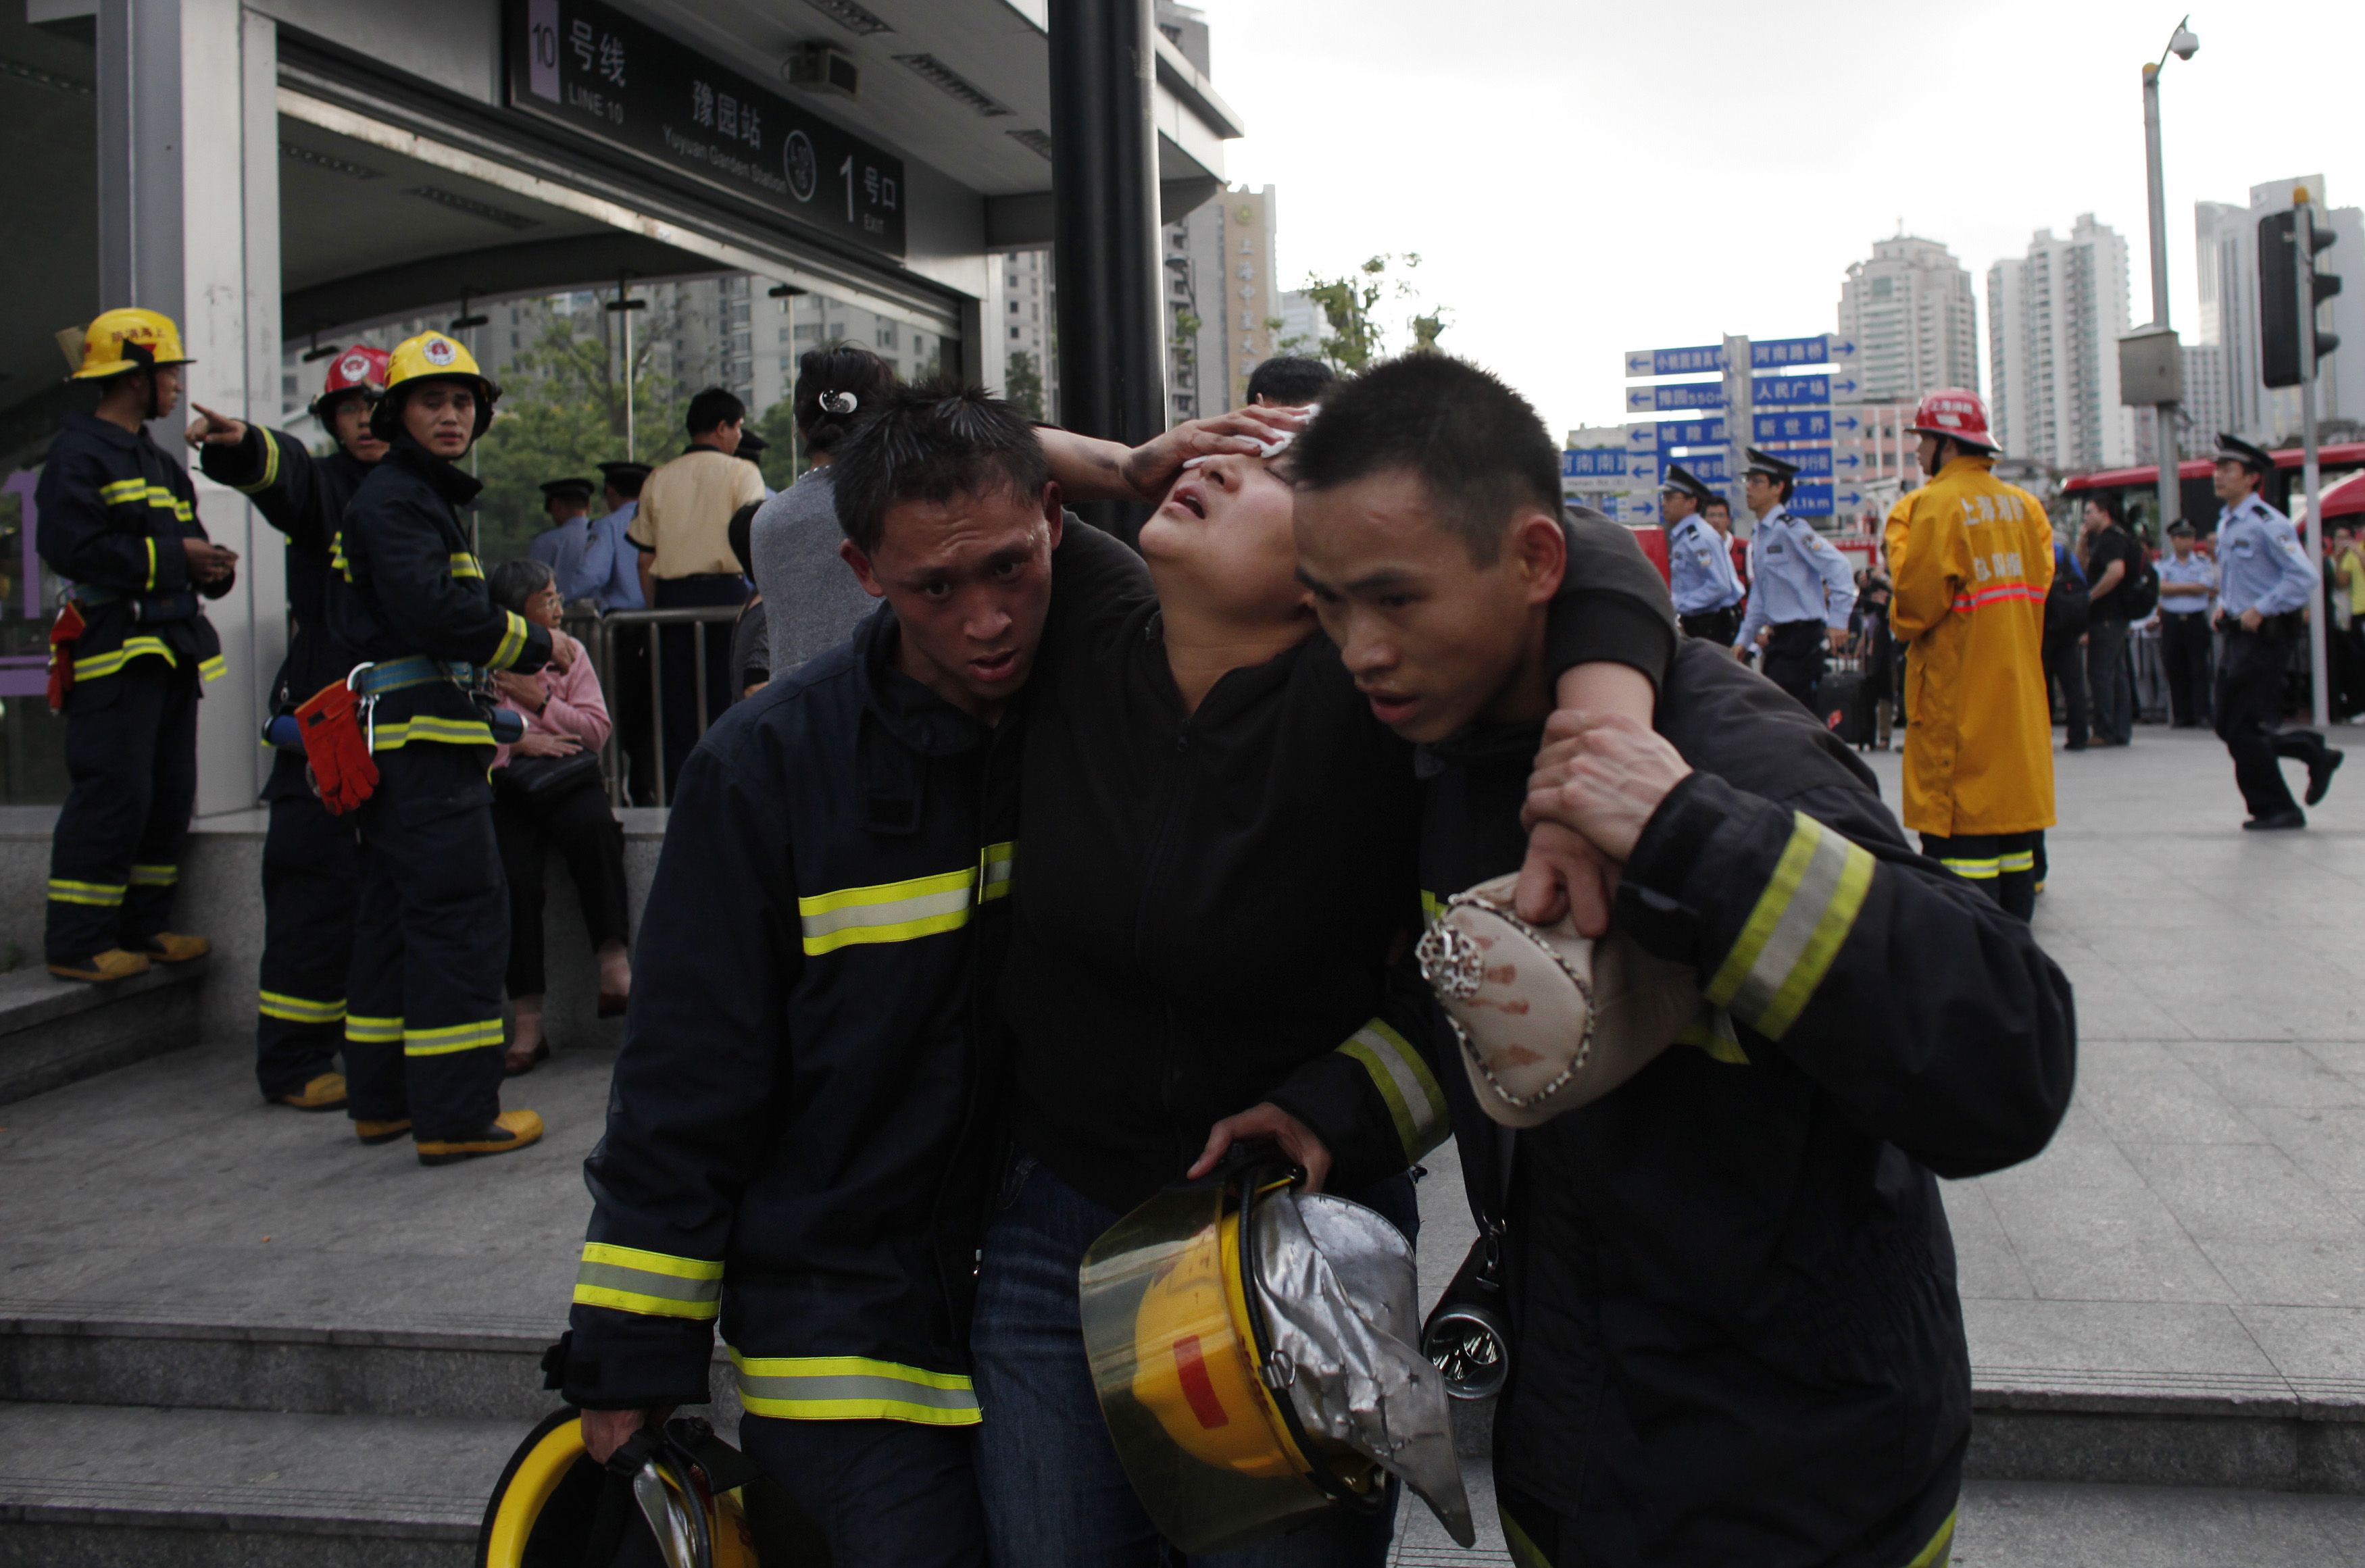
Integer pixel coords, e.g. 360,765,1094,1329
1188,0,2362,438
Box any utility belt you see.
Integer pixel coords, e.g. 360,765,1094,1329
286,657,521,813
72,586,199,625
46,588,201,711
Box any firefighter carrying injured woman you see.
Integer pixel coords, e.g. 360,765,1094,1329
547,361,2074,1568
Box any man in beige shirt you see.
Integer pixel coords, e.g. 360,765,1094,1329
628,387,767,792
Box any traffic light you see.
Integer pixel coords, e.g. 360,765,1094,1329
2260,206,2341,389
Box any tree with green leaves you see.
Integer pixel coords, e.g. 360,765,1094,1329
1282,253,1449,371
471,314,683,563
1005,351,1047,421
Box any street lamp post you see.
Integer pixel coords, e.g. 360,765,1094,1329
2141,17,2199,538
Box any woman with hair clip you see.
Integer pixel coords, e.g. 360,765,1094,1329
747,342,899,676
486,556,632,1077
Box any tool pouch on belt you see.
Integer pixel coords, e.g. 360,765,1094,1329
45,602,85,712
295,679,379,815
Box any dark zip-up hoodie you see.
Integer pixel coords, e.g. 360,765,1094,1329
1001,513,1680,1212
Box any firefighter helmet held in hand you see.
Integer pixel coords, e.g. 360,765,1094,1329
65,307,193,382
1078,1163,1475,1554
373,330,499,441
478,1409,768,1568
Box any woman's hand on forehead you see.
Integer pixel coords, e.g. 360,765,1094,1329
1123,405,1310,497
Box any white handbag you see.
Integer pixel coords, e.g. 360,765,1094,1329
1414,874,1710,1128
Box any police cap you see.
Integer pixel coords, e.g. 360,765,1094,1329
2167,520,2195,538
596,460,651,486
1743,447,1800,482
735,428,770,458
1659,464,1716,509
539,476,595,503
2214,432,2274,475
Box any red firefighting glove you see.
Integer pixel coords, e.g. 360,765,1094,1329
45,602,85,713
294,680,378,814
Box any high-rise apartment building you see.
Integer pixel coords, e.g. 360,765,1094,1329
999,248,1057,420
1987,214,2136,470
1169,186,1281,418
2195,176,2365,440
1836,236,1981,406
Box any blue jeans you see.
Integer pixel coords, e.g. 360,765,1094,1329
971,1156,1416,1567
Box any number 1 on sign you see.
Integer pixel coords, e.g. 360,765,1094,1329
841,155,854,222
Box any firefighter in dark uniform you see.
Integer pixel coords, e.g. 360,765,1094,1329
326,331,556,1164
1733,447,1856,709
554,390,1153,1567
190,347,388,1112
2210,432,2341,829
1288,359,2076,1568
38,308,237,982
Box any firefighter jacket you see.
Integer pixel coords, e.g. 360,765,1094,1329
1422,640,2075,1568
197,424,369,715
562,524,1129,1422
35,413,232,685
1001,510,1679,1214
1889,455,2057,837
326,435,551,749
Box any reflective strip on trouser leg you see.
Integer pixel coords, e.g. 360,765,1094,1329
256,784,363,1096
1338,1019,1449,1161
574,1242,723,1319
1706,812,1876,1041
121,669,197,944
47,661,173,962
363,747,509,1137
728,1349,982,1425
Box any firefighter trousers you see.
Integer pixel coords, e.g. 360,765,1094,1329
46,658,197,964
343,742,509,1140
255,751,361,1098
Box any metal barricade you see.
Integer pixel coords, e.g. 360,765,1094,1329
559,603,745,809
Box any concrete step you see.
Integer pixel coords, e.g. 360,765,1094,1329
0,1401,509,1568
0,1311,737,1424
0,959,206,1107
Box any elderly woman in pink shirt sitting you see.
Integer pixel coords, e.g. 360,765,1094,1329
488,558,632,1076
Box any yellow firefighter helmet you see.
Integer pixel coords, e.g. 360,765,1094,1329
1079,1163,1475,1554
374,330,499,440
64,307,193,381
478,1409,783,1568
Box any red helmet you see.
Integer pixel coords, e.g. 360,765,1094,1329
311,346,390,421
1908,387,1999,452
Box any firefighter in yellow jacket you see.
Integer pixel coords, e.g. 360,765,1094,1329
1889,388,2055,919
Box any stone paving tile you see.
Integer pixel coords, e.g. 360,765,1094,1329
2232,1304,2365,1401
1972,1134,2241,1304
1950,1479,2365,1567
2168,1041,2365,1108
2193,1236,2365,1311
1941,1183,2033,1301
2120,1143,2363,1244
1958,1298,2279,1384
2071,1044,2266,1146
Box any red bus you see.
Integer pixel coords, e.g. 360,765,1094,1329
2062,440,2365,538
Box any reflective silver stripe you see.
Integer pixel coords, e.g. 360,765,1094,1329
1340,1021,1449,1161
1706,813,1876,1040
797,866,976,954
730,1350,982,1423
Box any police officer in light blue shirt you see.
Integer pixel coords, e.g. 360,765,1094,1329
2210,432,2339,828
527,477,595,602
1734,447,1856,710
1664,463,1745,643
2156,520,2216,728
584,461,649,612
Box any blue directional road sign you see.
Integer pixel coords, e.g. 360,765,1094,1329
1785,482,1870,518
1624,345,1726,378
1651,449,1731,483
1609,494,1661,524
1752,409,1863,442
1776,446,1835,479
1626,417,1728,452
1753,374,1843,406
1563,449,1628,478
1627,382,1726,413
1749,334,1859,370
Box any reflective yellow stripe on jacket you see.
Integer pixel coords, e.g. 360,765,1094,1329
369,716,497,752
729,1349,982,1425
450,553,485,580
489,610,528,670
1704,813,1875,1041
573,1242,724,1321
1339,1019,1449,1162
233,428,283,496
796,842,1016,956
72,635,175,681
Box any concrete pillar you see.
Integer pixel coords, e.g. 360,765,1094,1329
95,0,284,816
